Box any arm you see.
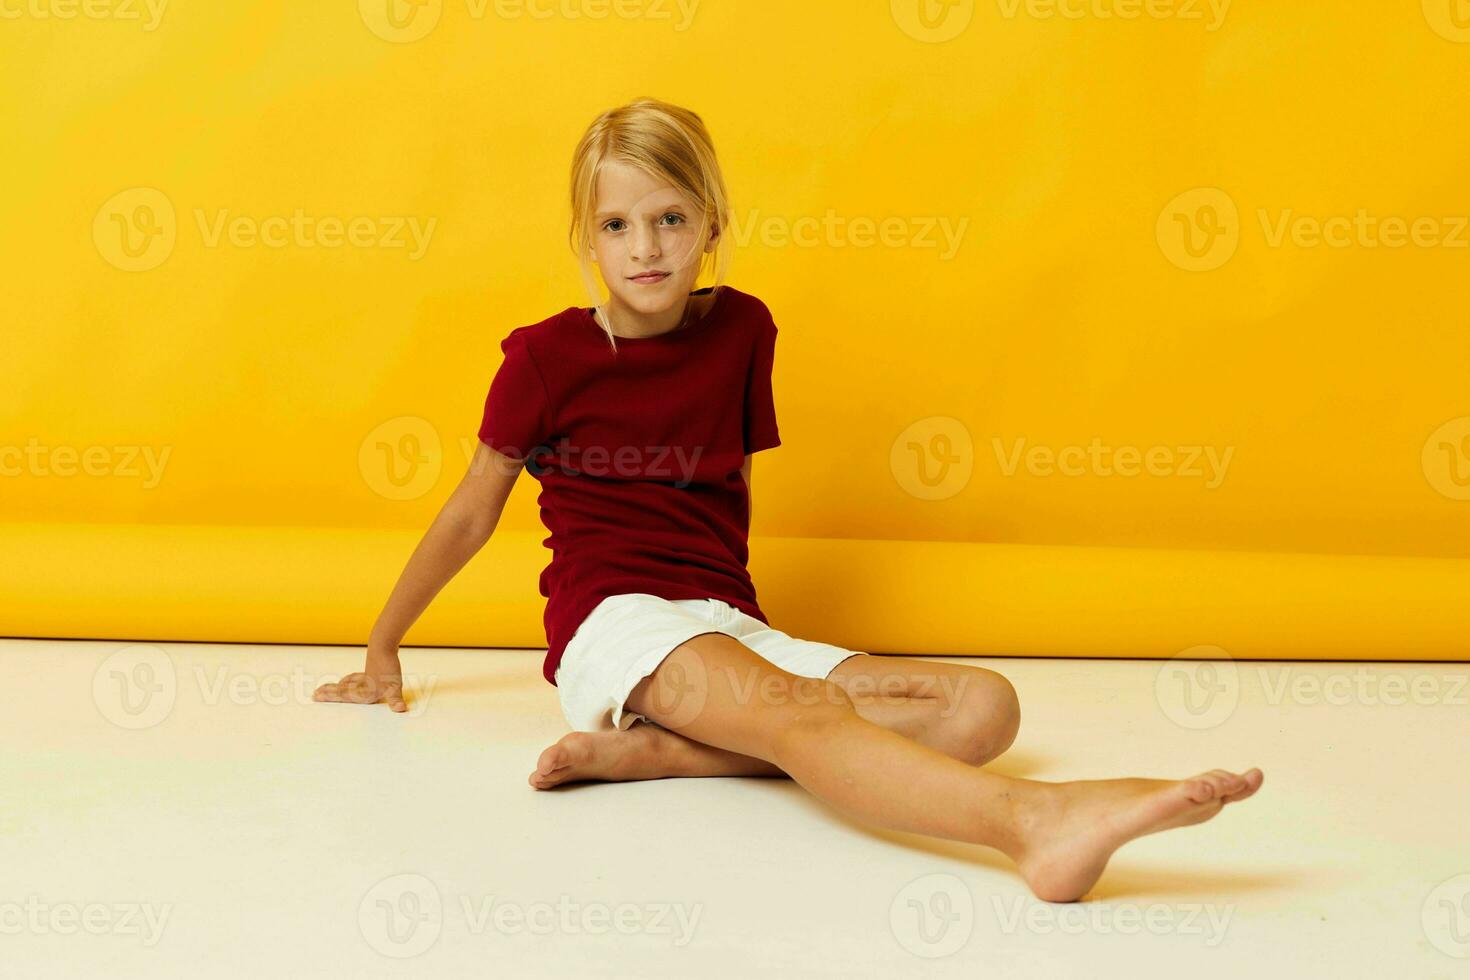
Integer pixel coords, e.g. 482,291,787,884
314,441,525,712
369,441,522,650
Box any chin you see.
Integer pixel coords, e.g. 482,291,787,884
609,279,690,315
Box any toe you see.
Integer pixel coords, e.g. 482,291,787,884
1203,770,1239,797
1182,778,1217,804
1209,769,1246,794
535,746,563,775
1223,768,1263,803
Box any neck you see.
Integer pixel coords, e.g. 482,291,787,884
603,292,696,340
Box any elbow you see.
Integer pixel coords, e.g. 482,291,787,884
464,511,498,544
444,499,498,544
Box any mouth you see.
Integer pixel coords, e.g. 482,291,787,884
627,271,672,285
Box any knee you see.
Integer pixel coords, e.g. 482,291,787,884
942,669,1021,767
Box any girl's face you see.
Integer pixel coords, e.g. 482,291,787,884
590,160,718,320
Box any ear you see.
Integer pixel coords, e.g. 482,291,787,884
704,219,721,253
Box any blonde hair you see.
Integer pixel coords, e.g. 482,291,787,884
569,98,732,352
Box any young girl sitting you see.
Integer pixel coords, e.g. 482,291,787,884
314,97,1263,903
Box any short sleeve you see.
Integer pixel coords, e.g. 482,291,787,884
478,330,554,462
743,319,781,455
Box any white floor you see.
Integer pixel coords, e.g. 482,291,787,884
4,638,1468,979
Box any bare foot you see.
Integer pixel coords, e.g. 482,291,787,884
528,724,674,789
1013,767,1264,902
529,722,783,788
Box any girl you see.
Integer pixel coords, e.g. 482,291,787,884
314,97,1263,903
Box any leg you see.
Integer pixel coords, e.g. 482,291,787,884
826,653,1022,766
530,717,787,787
529,654,1021,787
624,631,1263,902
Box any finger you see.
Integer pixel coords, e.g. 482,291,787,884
383,680,407,712
358,673,396,702
313,683,341,701
345,684,378,704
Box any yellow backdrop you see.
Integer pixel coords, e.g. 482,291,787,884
3,1,1468,660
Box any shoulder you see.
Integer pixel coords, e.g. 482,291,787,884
715,285,777,334
500,305,586,360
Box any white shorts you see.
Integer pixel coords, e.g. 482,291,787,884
555,592,866,733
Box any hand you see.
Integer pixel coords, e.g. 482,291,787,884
313,649,408,712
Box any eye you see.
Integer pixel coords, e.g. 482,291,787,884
602,218,626,233
659,213,685,227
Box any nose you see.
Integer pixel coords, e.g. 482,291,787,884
628,218,661,263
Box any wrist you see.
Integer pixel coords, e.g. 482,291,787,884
366,643,401,669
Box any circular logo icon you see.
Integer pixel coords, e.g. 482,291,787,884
93,188,177,272
1423,873,1470,958
1423,0,1470,42
1155,645,1239,730
890,416,974,501
358,873,443,958
889,873,973,958
890,0,975,43
93,645,177,730
359,416,442,501
1157,187,1239,272
643,647,709,729
1422,416,1470,501
359,0,442,43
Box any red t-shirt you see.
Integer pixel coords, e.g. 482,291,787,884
477,285,782,685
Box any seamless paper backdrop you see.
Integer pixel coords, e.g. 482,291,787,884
2,2,1469,658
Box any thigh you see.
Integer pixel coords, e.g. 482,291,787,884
623,631,850,763
557,593,733,733
827,653,1002,711
732,617,866,685
825,653,1020,745
729,613,1017,744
